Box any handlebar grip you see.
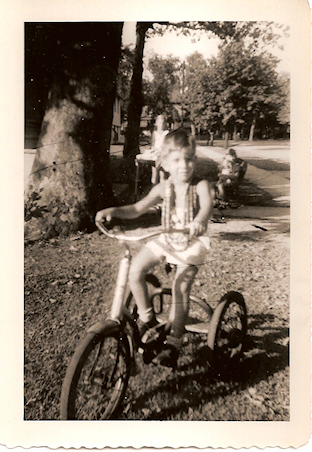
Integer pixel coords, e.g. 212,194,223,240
95,220,109,234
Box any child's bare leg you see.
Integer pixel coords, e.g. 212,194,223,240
217,181,224,201
129,247,159,323
155,264,198,367
169,265,198,343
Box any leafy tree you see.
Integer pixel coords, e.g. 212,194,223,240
276,73,290,134
25,22,123,239
144,54,181,121
183,52,218,132
124,20,288,157
219,41,283,141
184,39,285,145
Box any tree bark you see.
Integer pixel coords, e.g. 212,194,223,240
123,22,153,161
25,23,123,239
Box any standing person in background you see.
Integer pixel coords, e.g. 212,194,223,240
150,114,169,184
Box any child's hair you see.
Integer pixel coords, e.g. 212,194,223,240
228,148,237,157
161,128,196,161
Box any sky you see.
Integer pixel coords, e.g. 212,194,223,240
122,22,290,75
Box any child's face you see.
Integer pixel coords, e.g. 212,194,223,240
163,147,196,183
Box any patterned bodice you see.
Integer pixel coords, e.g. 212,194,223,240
161,179,199,250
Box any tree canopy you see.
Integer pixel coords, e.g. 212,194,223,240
141,32,289,141
144,54,180,120
193,40,286,140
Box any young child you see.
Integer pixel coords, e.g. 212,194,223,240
216,148,247,201
95,128,213,368
216,148,237,202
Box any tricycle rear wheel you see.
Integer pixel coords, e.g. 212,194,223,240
208,291,247,375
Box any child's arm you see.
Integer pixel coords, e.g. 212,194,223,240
218,157,229,175
95,183,163,223
188,180,214,237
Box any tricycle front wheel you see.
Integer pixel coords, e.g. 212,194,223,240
60,331,131,420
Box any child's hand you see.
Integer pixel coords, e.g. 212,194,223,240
95,207,115,224
188,220,206,237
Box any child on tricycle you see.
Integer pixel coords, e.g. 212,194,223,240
96,128,214,368
215,148,247,205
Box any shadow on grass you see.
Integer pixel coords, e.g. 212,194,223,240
124,312,289,420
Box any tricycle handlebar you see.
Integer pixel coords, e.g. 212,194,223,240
95,221,189,242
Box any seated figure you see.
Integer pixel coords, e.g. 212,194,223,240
216,148,247,203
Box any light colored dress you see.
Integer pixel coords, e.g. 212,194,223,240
145,179,210,267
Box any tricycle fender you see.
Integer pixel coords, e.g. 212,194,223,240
87,318,121,335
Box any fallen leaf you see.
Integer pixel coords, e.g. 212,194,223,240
70,236,81,241
248,387,257,396
246,394,262,407
194,280,203,287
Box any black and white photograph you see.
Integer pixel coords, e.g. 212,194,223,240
1,0,311,449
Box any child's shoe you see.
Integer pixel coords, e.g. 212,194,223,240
139,319,167,365
139,317,160,342
153,344,179,369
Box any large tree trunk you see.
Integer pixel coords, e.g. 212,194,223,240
25,23,123,240
123,22,152,161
